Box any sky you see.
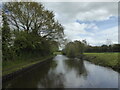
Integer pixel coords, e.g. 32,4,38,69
41,2,118,46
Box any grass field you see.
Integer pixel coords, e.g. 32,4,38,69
84,53,120,71
2,55,54,76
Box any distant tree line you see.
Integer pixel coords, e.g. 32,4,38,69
85,44,120,53
2,2,64,61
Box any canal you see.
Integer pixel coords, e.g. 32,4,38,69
3,55,119,88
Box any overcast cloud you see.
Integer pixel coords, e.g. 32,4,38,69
42,2,117,22
42,2,118,46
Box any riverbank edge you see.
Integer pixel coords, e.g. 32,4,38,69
83,54,120,72
2,55,54,83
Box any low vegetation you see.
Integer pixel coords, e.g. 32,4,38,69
84,53,120,72
3,55,54,76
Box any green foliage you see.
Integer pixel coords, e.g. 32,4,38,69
2,2,64,62
85,44,120,53
2,11,13,61
62,40,86,58
66,42,76,58
13,31,55,60
49,41,59,53
2,12,11,44
5,2,64,41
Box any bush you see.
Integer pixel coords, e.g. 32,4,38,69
62,40,85,58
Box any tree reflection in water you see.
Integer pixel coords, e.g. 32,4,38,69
63,59,88,78
37,60,65,88
38,72,65,88
3,61,52,88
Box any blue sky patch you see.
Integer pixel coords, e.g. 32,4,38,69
76,16,118,31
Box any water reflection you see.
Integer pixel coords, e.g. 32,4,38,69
37,72,65,88
37,59,65,88
3,55,119,88
3,61,52,88
64,59,87,78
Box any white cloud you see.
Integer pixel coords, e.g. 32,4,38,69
98,26,118,44
42,2,118,45
76,9,112,21
42,2,118,23
64,22,86,41
63,22,118,46
64,22,95,40
39,0,119,2
82,26,118,46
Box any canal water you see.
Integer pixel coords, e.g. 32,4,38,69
3,55,119,88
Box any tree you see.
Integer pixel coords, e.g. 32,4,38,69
85,44,120,53
101,45,108,52
112,44,120,52
0,27,2,51
5,2,64,41
50,41,59,53
2,2,64,60
2,10,12,61
62,40,85,58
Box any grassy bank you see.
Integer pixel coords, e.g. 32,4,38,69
3,55,54,76
84,53,120,72
53,51,62,55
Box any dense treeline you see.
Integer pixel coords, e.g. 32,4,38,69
85,44,120,53
2,2,64,61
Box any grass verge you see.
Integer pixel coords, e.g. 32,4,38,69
2,55,54,76
84,53,120,72
53,51,62,55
